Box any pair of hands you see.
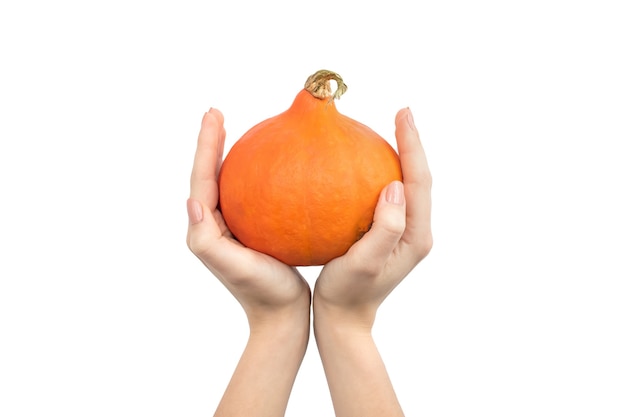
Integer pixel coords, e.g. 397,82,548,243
187,107,431,417
186,107,432,332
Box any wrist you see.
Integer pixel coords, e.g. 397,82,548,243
247,302,311,355
246,284,311,333
312,301,376,341
249,310,309,339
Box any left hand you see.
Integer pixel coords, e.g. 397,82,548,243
186,108,310,327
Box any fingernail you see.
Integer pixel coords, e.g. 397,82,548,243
406,107,416,131
187,198,203,224
385,181,405,205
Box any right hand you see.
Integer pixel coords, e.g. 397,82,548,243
313,107,433,330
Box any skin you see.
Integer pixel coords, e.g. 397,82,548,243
187,107,432,417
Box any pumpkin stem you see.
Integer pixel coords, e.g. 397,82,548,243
304,70,348,101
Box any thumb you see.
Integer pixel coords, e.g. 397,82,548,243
186,197,220,260
347,181,406,272
187,198,204,225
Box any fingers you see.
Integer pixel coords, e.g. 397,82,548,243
395,108,433,258
186,109,302,288
187,109,230,263
345,181,406,276
190,108,225,209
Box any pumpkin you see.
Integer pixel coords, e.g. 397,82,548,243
218,69,402,266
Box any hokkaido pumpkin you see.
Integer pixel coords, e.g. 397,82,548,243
218,69,402,266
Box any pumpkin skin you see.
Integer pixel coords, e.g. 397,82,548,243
218,70,402,266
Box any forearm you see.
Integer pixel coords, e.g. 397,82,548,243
214,316,310,417
313,311,404,417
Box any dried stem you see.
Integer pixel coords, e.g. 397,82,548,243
304,70,348,101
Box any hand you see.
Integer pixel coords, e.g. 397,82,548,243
313,107,433,329
312,108,432,417
186,109,311,417
186,108,310,326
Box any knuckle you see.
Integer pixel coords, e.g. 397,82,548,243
186,232,210,258
380,215,406,237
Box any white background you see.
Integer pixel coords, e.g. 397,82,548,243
1,0,625,416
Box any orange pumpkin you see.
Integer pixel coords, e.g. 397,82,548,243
218,70,402,266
